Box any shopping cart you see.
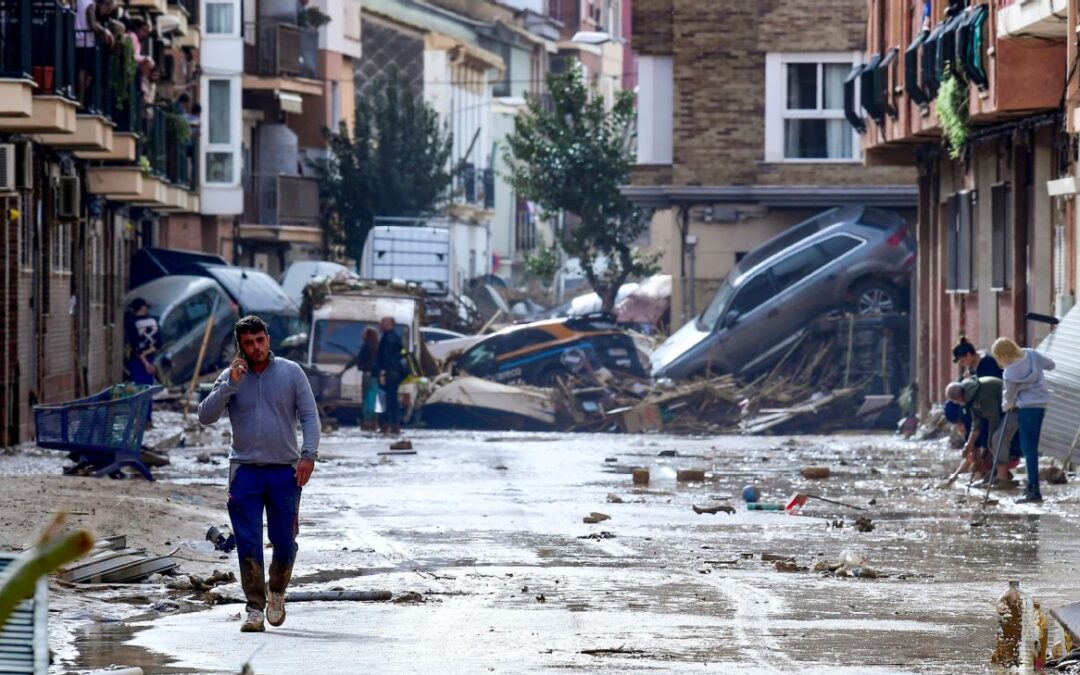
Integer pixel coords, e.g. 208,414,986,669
33,384,162,481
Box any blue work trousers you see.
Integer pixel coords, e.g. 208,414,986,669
1017,407,1046,499
227,463,303,612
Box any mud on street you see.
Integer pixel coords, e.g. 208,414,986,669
7,420,1080,674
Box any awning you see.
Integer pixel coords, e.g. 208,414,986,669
278,92,303,114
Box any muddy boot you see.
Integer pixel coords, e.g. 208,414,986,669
238,557,267,614
241,609,265,632
266,554,295,627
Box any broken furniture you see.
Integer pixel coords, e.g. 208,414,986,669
34,385,161,481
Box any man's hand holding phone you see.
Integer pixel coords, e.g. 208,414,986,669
229,354,249,384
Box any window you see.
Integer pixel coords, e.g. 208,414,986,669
991,183,1011,291
730,274,775,317
817,234,863,260
51,223,72,274
208,80,231,144
18,193,32,271
205,3,235,34
771,246,827,292
765,53,862,162
206,153,233,184
946,191,975,293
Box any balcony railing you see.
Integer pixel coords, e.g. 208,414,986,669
515,209,536,252
243,21,319,79
163,108,197,189
168,0,197,24
30,0,75,99
0,0,33,80
243,173,320,226
75,30,113,118
455,163,495,209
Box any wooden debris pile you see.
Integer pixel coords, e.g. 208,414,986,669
550,321,888,435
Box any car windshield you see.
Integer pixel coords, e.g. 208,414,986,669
312,320,408,365
698,280,735,332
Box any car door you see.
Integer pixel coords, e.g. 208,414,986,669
768,243,833,340
712,272,780,373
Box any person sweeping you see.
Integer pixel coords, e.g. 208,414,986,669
992,337,1055,504
198,316,320,632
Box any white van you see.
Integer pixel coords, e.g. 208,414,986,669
305,289,426,421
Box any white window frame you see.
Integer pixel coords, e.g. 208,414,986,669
764,51,863,164
203,1,238,36
202,77,240,186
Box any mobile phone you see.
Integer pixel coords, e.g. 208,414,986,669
234,336,254,368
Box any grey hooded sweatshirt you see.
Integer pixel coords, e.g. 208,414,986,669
1002,348,1055,410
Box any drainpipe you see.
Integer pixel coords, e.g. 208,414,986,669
678,204,690,324
685,234,698,320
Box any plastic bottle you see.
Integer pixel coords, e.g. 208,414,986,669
991,581,1023,668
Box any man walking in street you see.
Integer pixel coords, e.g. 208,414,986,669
198,316,320,633
376,316,405,434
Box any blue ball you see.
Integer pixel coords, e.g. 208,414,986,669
742,485,760,503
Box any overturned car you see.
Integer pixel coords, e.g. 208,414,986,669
454,314,647,387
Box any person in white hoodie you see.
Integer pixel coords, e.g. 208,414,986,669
991,337,1055,503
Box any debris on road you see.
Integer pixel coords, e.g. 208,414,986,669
205,525,235,553
676,469,707,482
853,517,875,532
785,492,864,512
606,493,625,504
389,440,414,451
580,647,647,656
692,504,735,515
800,466,831,479
761,553,795,563
632,468,650,485
578,531,616,540
774,560,807,573
583,512,611,524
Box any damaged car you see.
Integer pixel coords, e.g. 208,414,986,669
652,205,915,380
455,314,647,386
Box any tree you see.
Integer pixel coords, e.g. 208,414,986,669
314,74,454,265
504,67,657,312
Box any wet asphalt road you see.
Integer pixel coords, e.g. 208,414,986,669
69,428,1080,674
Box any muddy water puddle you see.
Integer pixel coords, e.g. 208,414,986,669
59,431,1080,673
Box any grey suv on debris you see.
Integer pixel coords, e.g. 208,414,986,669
651,205,915,380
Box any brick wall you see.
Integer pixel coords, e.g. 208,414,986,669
634,0,915,188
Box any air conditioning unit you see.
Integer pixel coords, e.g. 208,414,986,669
15,141,32,191
0,144,15,193
57,175,80,220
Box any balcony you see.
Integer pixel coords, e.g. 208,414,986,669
36,30,114,150
454,164,495,210
860,0,1066,163
243,21,320,95
998,0,1068,39
0,0,77,133
0,0,35,117
242,173,320,226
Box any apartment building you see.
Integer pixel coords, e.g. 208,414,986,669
359,0,504,291
625,0,917,328
858,0,1073,409
0,0,204,444
233,0,362,275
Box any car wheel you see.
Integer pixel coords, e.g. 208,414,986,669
852,280,901,316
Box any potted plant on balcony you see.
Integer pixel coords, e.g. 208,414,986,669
939,70,970,161
111,36,136,113
298,5,331,28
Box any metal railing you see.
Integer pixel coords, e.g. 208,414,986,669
75,30,112,118
30,0,75,99
243,21,319,79
143,105,167,176
0,0,33,80
243,173,320,226
455,164,495,209
163,109,197,189
515,209,537,252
